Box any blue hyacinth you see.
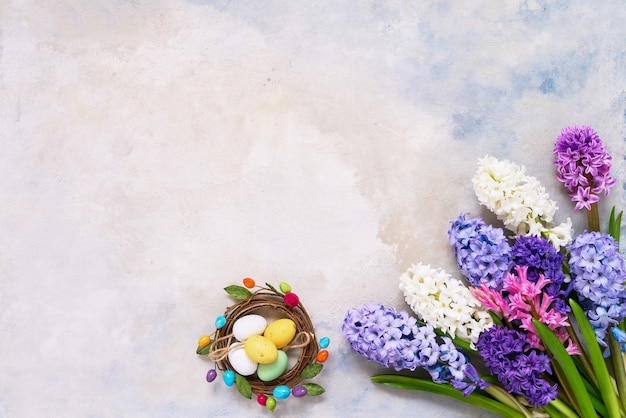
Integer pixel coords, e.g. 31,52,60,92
569,231,626,348
448,214,512,289
342,304,488,395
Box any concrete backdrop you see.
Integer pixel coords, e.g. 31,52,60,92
1,1,625,417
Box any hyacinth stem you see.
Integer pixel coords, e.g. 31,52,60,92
370,375,526,418
570,299,621,418
551,361,582,417
548,398,583,418
608,332,626,416
483,386,533,418
567,326,598,387
587,202,600,232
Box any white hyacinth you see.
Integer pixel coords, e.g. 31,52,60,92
399,262,493,345
471,155,573,248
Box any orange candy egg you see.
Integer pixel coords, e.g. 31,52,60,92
316,349,329,363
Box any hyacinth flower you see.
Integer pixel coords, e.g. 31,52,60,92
568,231,626,349
341,305,554,417
554,125,616,232
341,304,488,395
399,262,493,346
476,325,557,408
510,235,570,313
471,265,579,355
448,214,512,289
472,156,573,248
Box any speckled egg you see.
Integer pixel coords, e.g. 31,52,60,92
263,318,296,349
243,335,278,364
227,343,258,376
232,314,267,342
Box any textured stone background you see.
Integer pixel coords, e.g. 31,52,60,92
1,1,624,417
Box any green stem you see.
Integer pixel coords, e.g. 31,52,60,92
371,375,526,418
570,299,621,418
549,397,584,418
587,201,600,232
484,386,532,418
609,332,626,416
567,326,598,387
551,359,583,417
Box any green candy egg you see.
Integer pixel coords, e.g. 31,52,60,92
257,350,289,381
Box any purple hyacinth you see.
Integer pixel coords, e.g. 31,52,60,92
511,235,570,313
554,125,616,210
448,214,512,289
342,304,488,395
569,231,626,347
476,325,557,408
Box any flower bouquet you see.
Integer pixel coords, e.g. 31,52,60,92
343,126,626,417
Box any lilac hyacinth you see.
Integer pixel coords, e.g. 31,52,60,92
342,304,488,395
448,214,512,289
510,235,570,313
476,325,557,408
554,125,616,211
569,231,626,347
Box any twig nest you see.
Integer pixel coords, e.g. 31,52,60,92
196,279,329,411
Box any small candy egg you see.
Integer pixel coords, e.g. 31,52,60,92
215,315,227,329
228,343,258,376
244,335,278,364
243,277,255,288
257,394,267,406
273,385,291,400
206,369,217,382
198,335,211,347
316,349,329,363
319,337,330,349
257,350,288,381
232,314,267,342
263,318,296,349
279,281,291,293
223,370,235,386
292,385,307,398
283,292,299,308
266,397,277,411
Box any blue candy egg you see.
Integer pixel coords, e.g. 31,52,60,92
223,370,235,386
319,337,330,349
273,385,291,400
215,315,227,329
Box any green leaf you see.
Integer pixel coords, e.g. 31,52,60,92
532,320,597,418
196,342,212,355
371,375,526,418
301,363,323,379
234,373,252,399
488,311,503,326
224,285,252,300
569,299,620,418
302,383,325,396
609,206,623,243
608,330,626,414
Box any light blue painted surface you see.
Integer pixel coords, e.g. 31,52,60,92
0,1,624,417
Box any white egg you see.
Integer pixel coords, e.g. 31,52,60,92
228,343,258,376
232,314,267,341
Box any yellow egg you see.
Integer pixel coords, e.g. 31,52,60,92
263,318,297,349
243,335,278,364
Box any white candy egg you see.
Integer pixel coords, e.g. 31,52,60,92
228,343,258,376
232,314,267,341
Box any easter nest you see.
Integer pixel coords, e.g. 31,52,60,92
196,279,328,410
